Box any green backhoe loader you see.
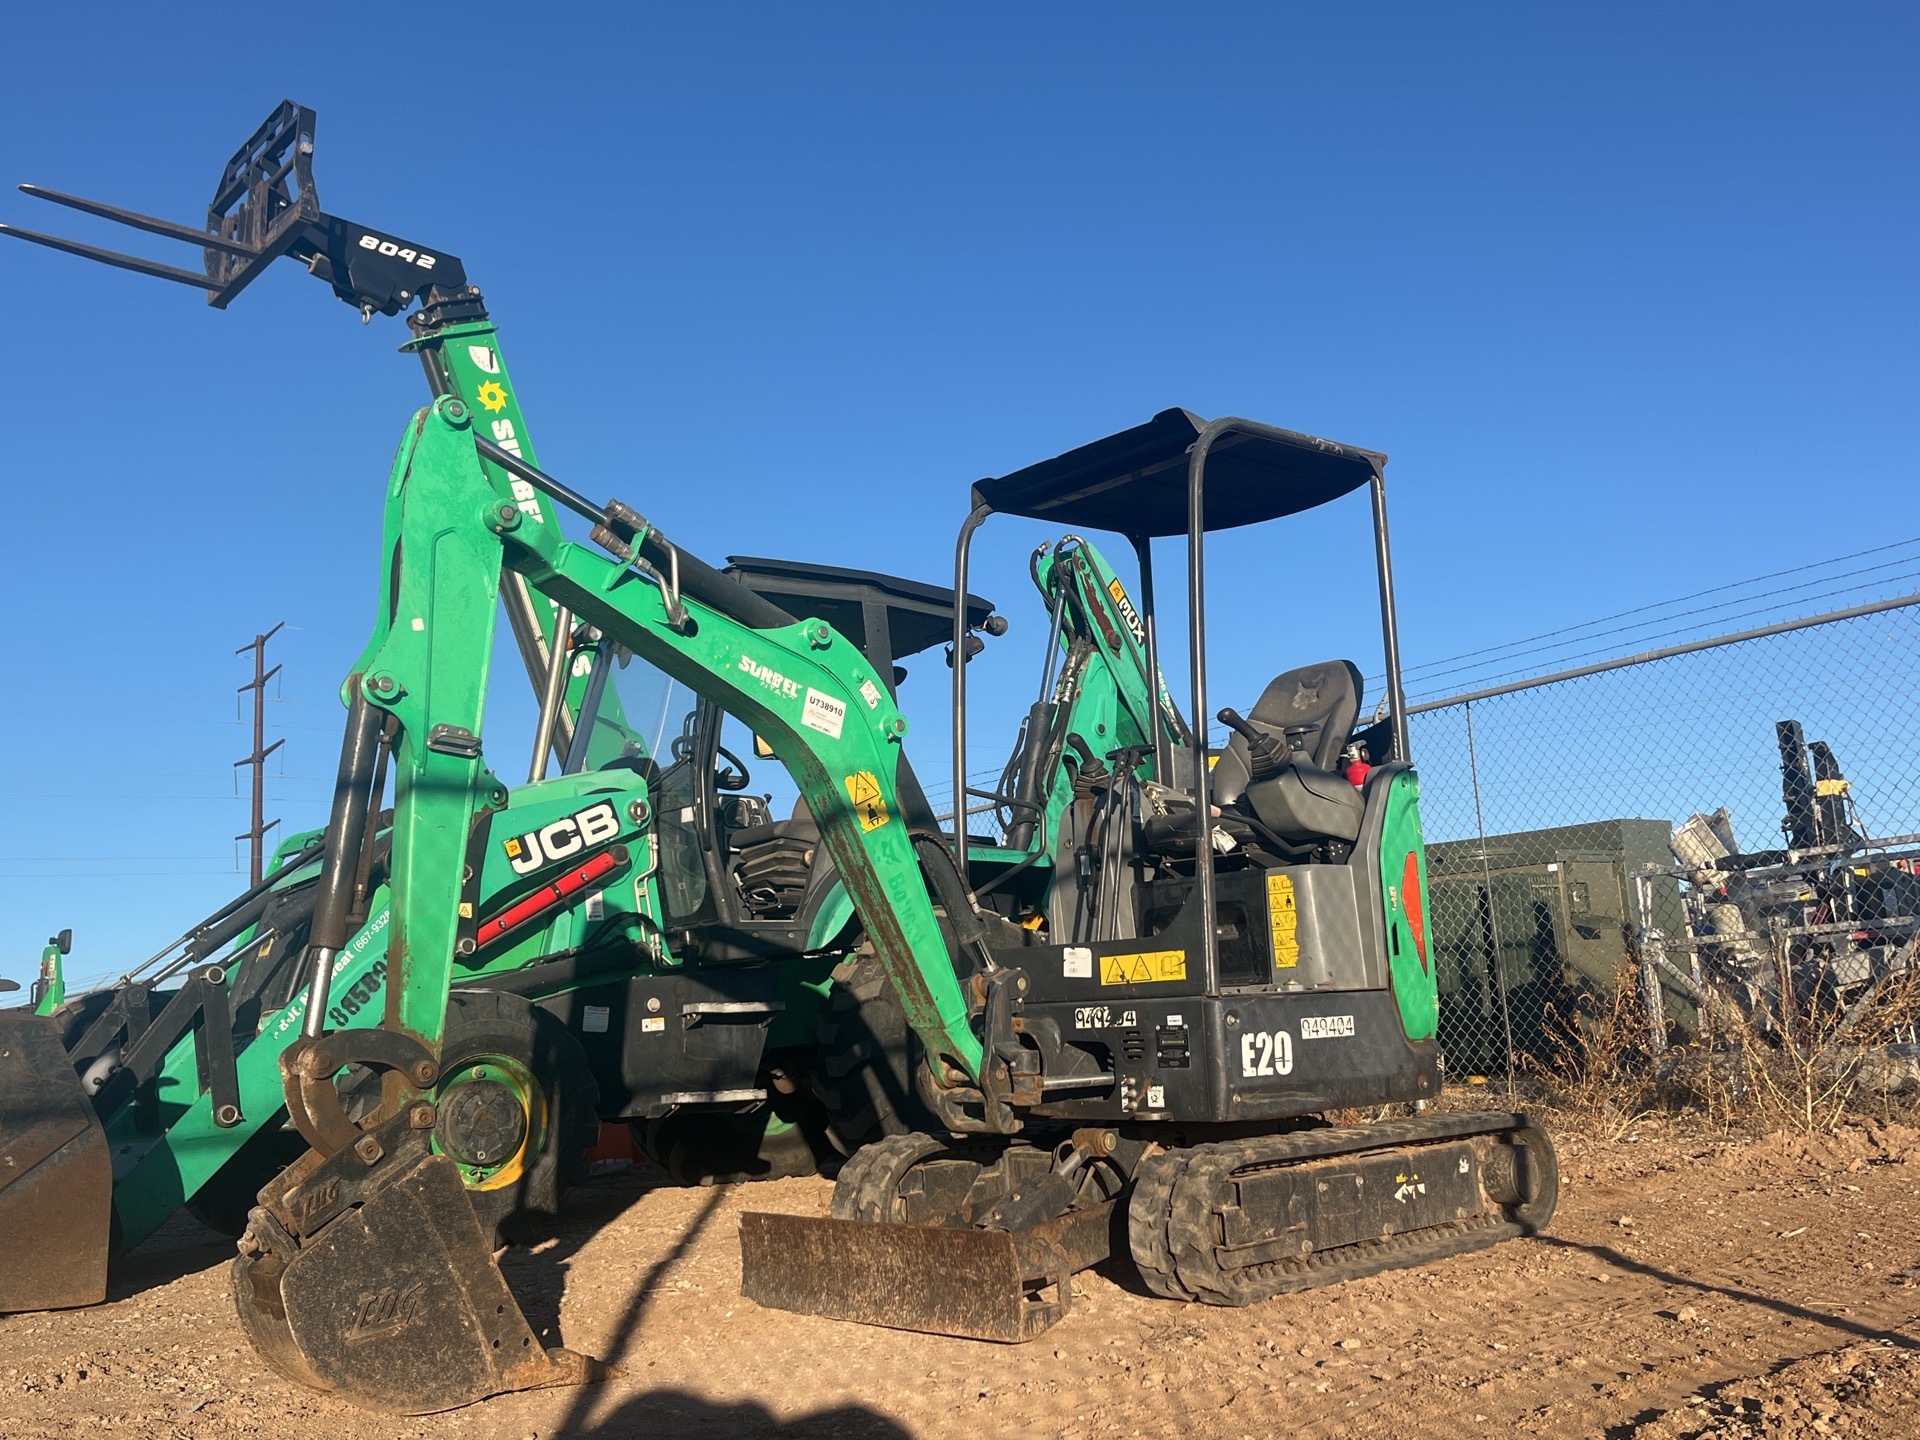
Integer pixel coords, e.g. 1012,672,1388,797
0,100,1154,1316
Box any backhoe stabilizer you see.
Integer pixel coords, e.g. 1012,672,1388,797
232,1110,608,1414
0,1012,112,1312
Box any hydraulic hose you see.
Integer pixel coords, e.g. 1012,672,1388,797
299,690,385,1039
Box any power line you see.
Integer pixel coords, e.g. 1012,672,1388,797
1398,534,1920,682
1403,571,1920,699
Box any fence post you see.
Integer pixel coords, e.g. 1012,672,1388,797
1464,701,1520,1094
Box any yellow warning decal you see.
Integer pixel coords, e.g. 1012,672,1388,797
1105,576,1146,644
1815,778,1850,797
1268,873,1300,969
504,836,523,858
845,771,890,831
1099,950,1187,986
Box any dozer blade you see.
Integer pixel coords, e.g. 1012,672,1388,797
739,1201,1113,1343
0,1012,111,1312
232,1117,606,1414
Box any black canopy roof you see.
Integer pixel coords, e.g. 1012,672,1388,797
971,408,1386,538
726,556,995,666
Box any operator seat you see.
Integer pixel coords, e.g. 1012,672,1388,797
1148,660,1370,854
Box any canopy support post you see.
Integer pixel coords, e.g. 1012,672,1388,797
1368,471,1410,762
951,499,994,866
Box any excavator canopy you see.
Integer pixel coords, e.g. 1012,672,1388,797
970,407,1386,537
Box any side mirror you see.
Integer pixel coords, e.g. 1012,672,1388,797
0,977,19,994
55,928,72,956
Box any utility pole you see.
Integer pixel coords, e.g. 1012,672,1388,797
235,623,286,886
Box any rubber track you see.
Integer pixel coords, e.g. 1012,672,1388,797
1130,1112,1541,1306
1126,1149,1192,1300
830,1133,946,1222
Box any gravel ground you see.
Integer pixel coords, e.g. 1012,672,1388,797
6,1109,1920,1439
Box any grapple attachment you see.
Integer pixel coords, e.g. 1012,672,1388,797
0,1012,112,1312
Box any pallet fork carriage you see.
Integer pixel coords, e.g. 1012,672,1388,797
1,101,1558,1414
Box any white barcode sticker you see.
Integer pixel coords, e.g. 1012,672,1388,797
803,688,847,739
1063,947,1093,979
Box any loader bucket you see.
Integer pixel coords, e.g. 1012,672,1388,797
738,1201,1114,1343
0,1012,111,1311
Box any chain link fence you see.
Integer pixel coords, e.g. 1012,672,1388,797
1406,596,1920,1080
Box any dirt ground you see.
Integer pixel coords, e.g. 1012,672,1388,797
8,1107,1920,1440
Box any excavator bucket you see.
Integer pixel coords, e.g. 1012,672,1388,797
231,1111,606,1414
738,1202,1114,1343
0,1012,112,1311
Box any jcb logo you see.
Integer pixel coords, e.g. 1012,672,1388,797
503,801,620,875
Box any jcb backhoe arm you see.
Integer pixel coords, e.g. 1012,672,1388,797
234,397,997,1412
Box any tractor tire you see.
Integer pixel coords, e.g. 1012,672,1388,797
436,989,600,1244
184,1122,310,1238
340,990,600,1245
811,947,935,1154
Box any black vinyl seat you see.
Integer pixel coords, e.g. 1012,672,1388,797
731,800,823,918
1146,660,1369,855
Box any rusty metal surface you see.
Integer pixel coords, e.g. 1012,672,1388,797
0,1013,111,1312
739,1200,1114,1343
233,1143,603,1413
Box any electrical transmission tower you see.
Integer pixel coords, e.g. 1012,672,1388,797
235,623,286,886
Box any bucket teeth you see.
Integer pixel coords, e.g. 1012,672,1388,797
0,1014,111,1313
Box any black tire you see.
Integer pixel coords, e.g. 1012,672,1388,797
328,998,599,1244
811,947,935,1152
185,1122,310,1238
429,989,599,1244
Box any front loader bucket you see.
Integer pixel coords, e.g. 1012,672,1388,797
232,1118,606,1414
739,1202,1113,1343
0,1012,111,1311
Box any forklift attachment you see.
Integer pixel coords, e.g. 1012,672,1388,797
233,1108,605,1414
0,1013,112,1311
738,1200,1113,1343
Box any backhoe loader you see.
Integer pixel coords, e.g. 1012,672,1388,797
0,100,1158,1315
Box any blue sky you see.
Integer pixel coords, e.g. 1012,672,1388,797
1,4,1914,988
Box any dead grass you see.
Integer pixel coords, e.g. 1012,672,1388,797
1529,961,1920,1137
